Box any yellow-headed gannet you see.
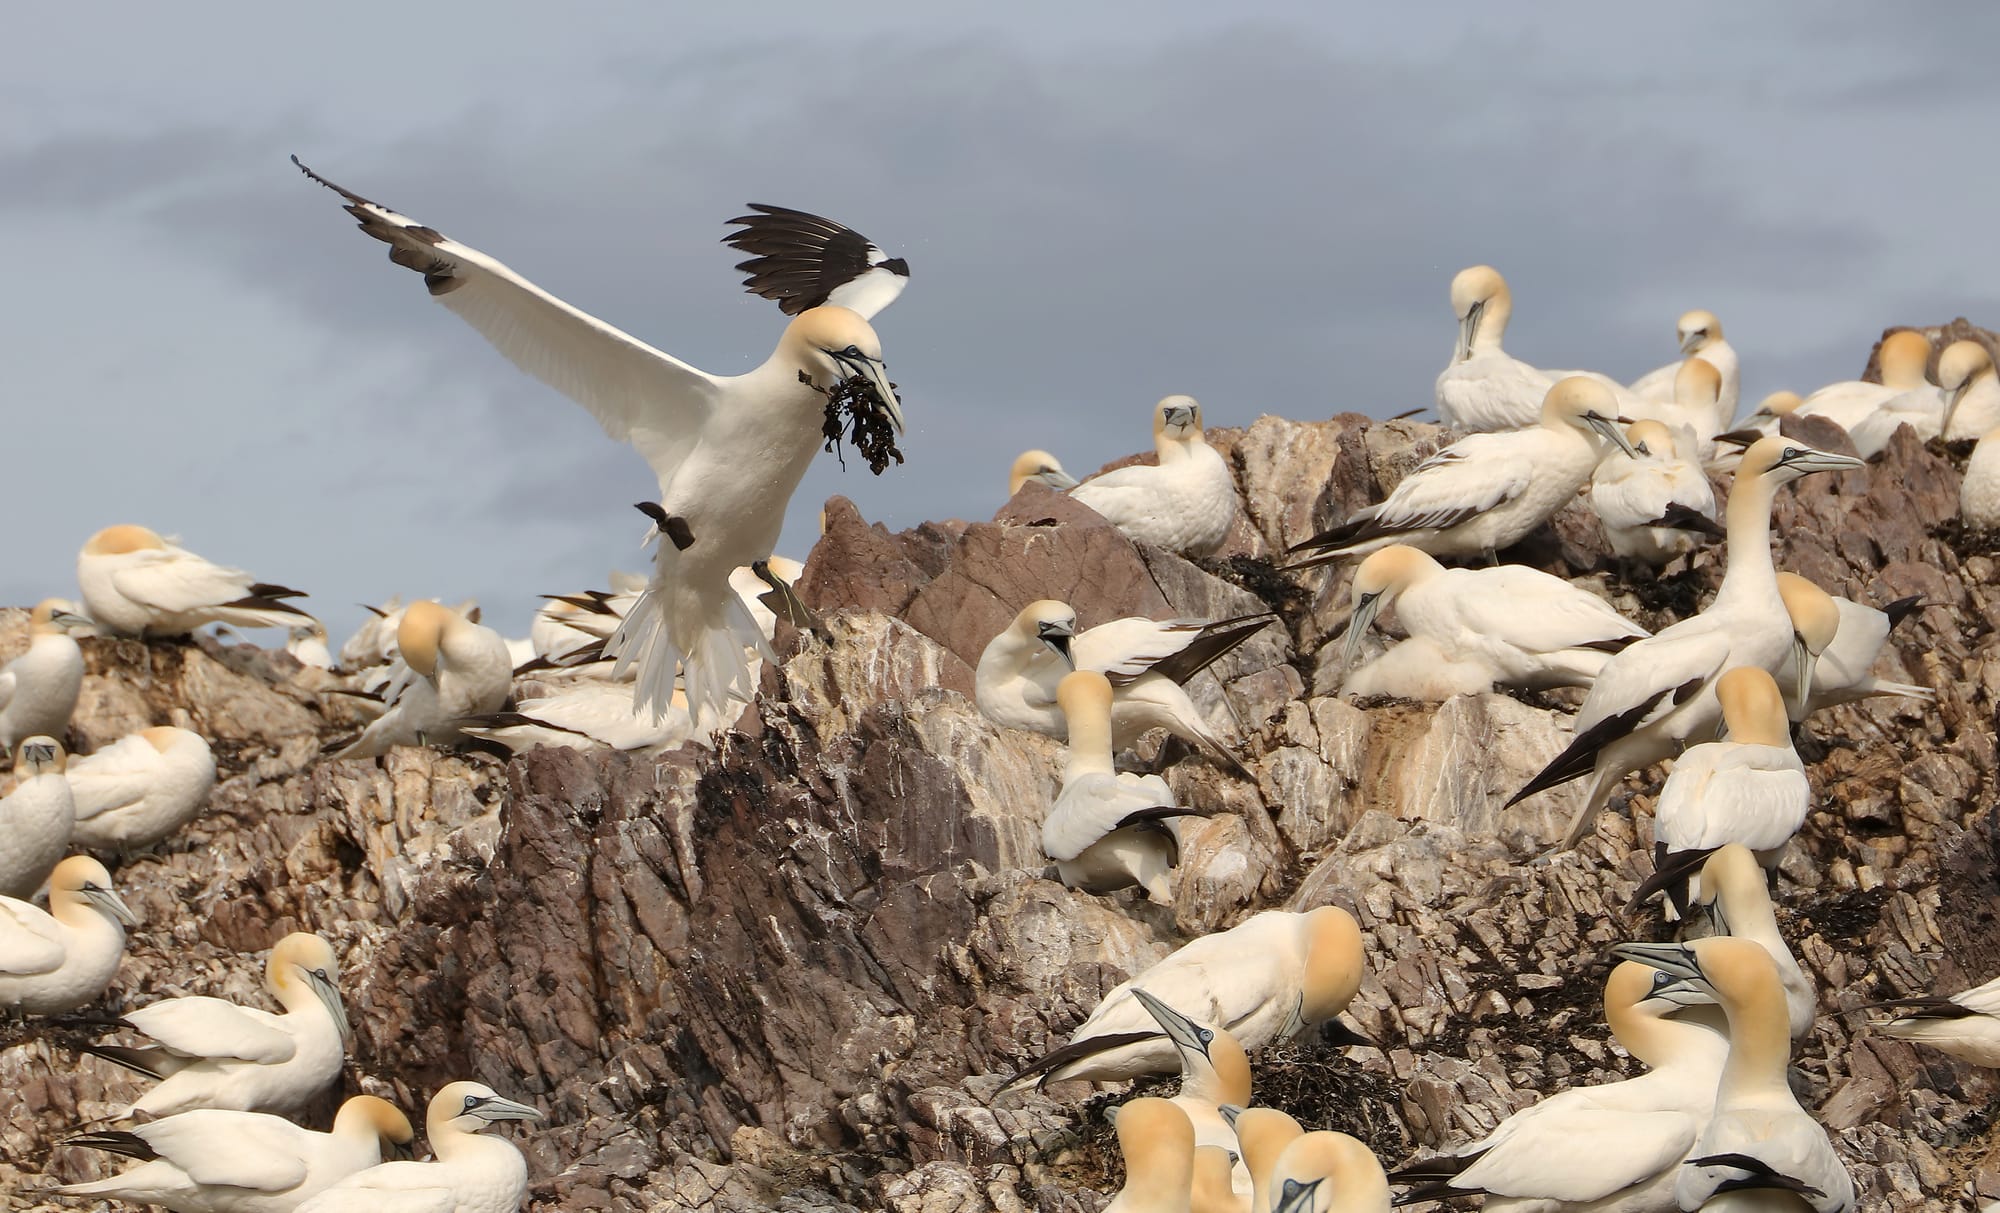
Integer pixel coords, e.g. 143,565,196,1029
1291,378,1638,566
1774,573,1929,720
1009,449,1080,497
1709,391,1804,474
1268,1131,1391,1213
1939,338,2000,441
77,526,313,638
1042,671,1208,903
0,737,74,898
460,681,691,756
66,726,218,853
1589,416,1725,568
0,855,135,1014
977,601,1272,773
59,1094,415,1213
286,620,334,671
1869,972,2000,1067
297,161,906,732
1133,989,1253,1194
1104,1096,1196,1213
1612,937,1855,1212
1965,426,2000,529
1636,844,1816,1039
1189,1145,1246,1213
1219,1106,1302,1213
1628,309,1740,433
1433,265,1609,433
1650,667,1808,896
1508,438,1864,847
1621,347,1727,459
1071,397,1240,556
329,601,511,760
85,932,349,1117
1,600,87,755
292,1082,540,1213
1795,329,1930,433
1337,544,1647,696
1000,906,1367,1092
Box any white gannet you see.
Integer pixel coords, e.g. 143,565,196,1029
976,600,1272,772
66,726,218,853
1433,265,1627,433
85,932,349,1117
1220,1106,1302,1213
329,601,512,760
1870,972,2000,1067
1268,1131,1392,1213
1965,425,2000,530
1042,671,1207,903
1070,396,1240,556
1636,844,1816,1039
1628,309,1740,432
1,600,87,755
1625,356,1726,458
1133,989,1253,1195
1847,375,1946,459
1507,437,1864,846
1651,667,1809,897
1589,416,1725,568
1189,1144,1244,1213
59,1094,416,1213
286,620,334,671
1940,338,2000,441
291,1082,540,1213
1710,391,1803,475
1774,573,1930,719
0,855,135,1014
0,737,74,898
1009,449,1080,497
1387,959,1729,1211
1103,1097,1196,1213
1337,544,1647,696
1612,937,1855,1212
459,681,691,756
1000,906,1368,1093
338,598,405,671
77,526,313,638
1795,329,1930,433
297,161,906,731
1290,377,1638,566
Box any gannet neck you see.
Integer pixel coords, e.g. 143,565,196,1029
1879,330,1932,390
1602,961,1680,1070
1704,845,1783,941
1186,1027,1253,1107
1717,667,1789,747
1705,938,1794,1103
334,1095,415,1152
1056,670,1117,780
1715,461,1783,609
1300,907,1366,1021
1235,1107,1305,1212
1113,1097,1197,1211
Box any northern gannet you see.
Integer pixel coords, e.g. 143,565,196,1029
328,601,511,760
1103,1097,1196,1213
459,681,691,756
1337,544,1647,696
1635,844,1816,1039
1009,449,1079,497
1190,1145,1244,1213
0,737,74,898
286,621,334,671
1268,1131,1392,1213
66,726,218,853
1433,265,1619,433
1000,907,1367,1092
296,160,905,731
1220,1106,1302,1213
1042,671,1206,903
85,932,349,1117
59,1094,416,1213
1628,309,1740,433
1508,437,1865,847
1869,972,2000,1067
1710,391,1803,474
77,526,312,638
1589,416,1724,568
1774,573,1929,719
1291,378,1638,566
1133,989,1253,1194
0,600,87,755
1847,376,1946,458
976,600,1271,773
291,1082,540,1213
338,598,404,671
1939,338,2000,441
0,855,135,1014
1070,396,1240,556
1965,425,2000,530
1795,329,1930,433
1612,938,1855,1212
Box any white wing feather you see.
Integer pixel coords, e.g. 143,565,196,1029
125,998,300,1063
0,899,66,975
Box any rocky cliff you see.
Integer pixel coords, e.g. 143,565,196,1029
5,381,1999,1211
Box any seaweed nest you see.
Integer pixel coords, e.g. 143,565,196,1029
808,370,905,475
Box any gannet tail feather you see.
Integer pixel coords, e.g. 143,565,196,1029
611,583,772,733
63,1130,161,1163
1145,613,1280,687
995,1030,1163,1098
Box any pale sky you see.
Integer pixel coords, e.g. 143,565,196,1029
6,3,1998,643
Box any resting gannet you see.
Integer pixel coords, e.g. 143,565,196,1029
77,526,312,638
1009,449,1079,497
1635,844,1816,1039
1433,265,1628,433
297,160,906,732
292,1082,540,1213
1589,412,1724,568
1103,1097,1197,1213
1870,972,2000,1068
1071,396,1240,556
1628,309,1740,432
1220,1106,1303,1213
1651,667,1809,895
0,600,87,755
1134,989,1253,1196
1940,339,2000,441
459,681,691,756
1774,573,1929,719
1795,329,1930,433
1269,1132,1392,1213
67,726,218,853
329,602,511,760
1847,376,1946,458
1965,426,2000,530
1291,378,1637,566
0,737,74,898
286,620,334,671
0,855,135,1014
1622,351,1726,459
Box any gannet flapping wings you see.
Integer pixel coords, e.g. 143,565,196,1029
460,681,691,756
0,737,74,898
1651,667,1808,884
1628,309,1740,431
84,932,349,1117
1964,426,2000,529
1008,449,1080,498
0,600,86,755
1269,1131,1392,1213
1102,1097,1196,1213
1291,378,1638,566
292,1082,540,1213
66,726,218,853
1589,416,1725,568
77,526,313,638
1939,338,2000,441
1132,989,1254,1196
59,1094,415,1213
328,601,511,760
1774,573,1929,719
1070,397,1241,556
0,855,135,1015
1870,972,2000,1067
1795,329,1931,433
1635,844,1816,1039
296,159,905,732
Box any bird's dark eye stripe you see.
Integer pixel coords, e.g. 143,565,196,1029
464,1095,482,1111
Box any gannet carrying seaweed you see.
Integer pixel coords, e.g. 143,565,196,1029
78,526,313,638
0,600,87,756
1070,397,1240,556
0,855,135,1014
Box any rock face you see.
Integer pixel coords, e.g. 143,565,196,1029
5,402,2000,1211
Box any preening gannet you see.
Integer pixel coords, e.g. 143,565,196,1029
1009,449,1079,497
1651,667,1809,891
1939,338,2000,441
459,681,691,756
1611,938,1855,1212
1795,329,1930,433
1133,989,1253,1193
1337,544,1647,696
0,855,135,1014
1635,844,1816,1039
1628,309,1740,433
1388,960,1728,1211
1220,1106,1303,1213
66,726,218,852
1000,907,1367,1092
1070,397,1240,556
1508,438,1864,847
292,1082,540,1213
328,601,511,760
77,526,312,638
296,160,905,732
0,737,74,898
286,620,334,671
1433,265,1622,433
1269,1131,1392,1213
1291,378,1638,566
1189,1144,1244,1213
1103,1097,1196,1213
1869,972,2000,1067
1042,671,1207,903
1589,416,1724,568
1774,573,1929,719
1,600,87,755
85,932,349,1117
59,1094,415,1213
1965,426,2000,529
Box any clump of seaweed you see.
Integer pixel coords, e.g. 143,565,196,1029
805,370,905,475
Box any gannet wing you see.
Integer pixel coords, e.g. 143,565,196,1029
139,1114,312,1191
296,1176,457,1213
0,899,66,975
1456,1107,1697,1202
1952,975,2000,1015
724,204,910,320
67,732,161,822
0,667,14,713
1359,436,1535,538
1074,618,1211,681
294,158,722,482
1461,567,1646,653
1668,756,1808,853
106,550,256,615
125,997,299,1063
1591,463,1677,530
1571,625,1733,737
1042,775,1176,862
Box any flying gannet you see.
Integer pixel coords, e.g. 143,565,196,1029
1268,1131,1392,1213
1939,338,2000,441
291,1082,540,1213
1103,1097,1197,1213
1133,989,1254,1197
1009,449,1080,498
1588,415,1724,569
1628,309,1740,433
0,737,74,898
296,161,906,732
1869,972,2000,1068
328,601,511,760
77,526,313,638
59,1094,416,1213
0,600,87,756
1774,573,1929,720
1432,266,1630,433
1794,329,1930,434
66,726,218,853
1290,377,1638,566
1070,397,1240,556
1965,425,2000,530
0,855,135,1015
1633,844,1816,1039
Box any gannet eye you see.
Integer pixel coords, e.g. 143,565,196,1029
1652,971,1672,989
842,344,862,358
1780,447,1802,463
314,968,332,983
464,1095,481,1113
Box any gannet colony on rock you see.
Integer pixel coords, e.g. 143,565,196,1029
5,173,2000,1213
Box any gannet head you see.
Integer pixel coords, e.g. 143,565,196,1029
1612,936,1779,1013
1624,419,1677,460
269,932,350,1041
1879,328,1934,390
1448,265,1509,362
49,855,139,928
1054,668,1113,724
1191,1146,1238,1212
1017,600,1078,665
1008,450,1078,496
1676,309,1722,355
1344,546,1435,672
1130,987,1253,1104
1940,339,1995,433
1674,356,1722,412
334,1095,419,1160
397,600,452,678
1716,666,1790,747
1107,1097,1195,1208
1224,1106,1304,1204
1608,958,1715,1022
1775,572,1839,713
82,525,167,557
429,1081,543,1137
15,736,65,776
790,305,901,433
1270,1131,1391,1213
1735,436,1864,485
1692,843,1767,930
1758,390,1802,419
1542,377,1639,457
28,599,90,636
1154,395,1203,443
1299,905,1367,1022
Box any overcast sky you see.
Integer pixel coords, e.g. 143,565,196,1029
6,3,1999,644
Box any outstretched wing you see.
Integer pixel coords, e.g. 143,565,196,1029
724,204,910,320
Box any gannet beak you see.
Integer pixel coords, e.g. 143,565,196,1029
82,884,140,928
1454,303,1482,364
472,1095,544,1123
1608,940,1703,980
1778,446,1866,475
18,741,55,772
836,351,904,434
1131,988,1213,1061
1034,467,1080,491
388,1137,419,1161
307,967,353,1043
1217,1104,1245,1130
1791,633,1817,717
1036,620,1076,666
50,609,92,630
1163,405,1196,433
1944,380,1973,436
1341,592,1383,673
1679,331,1704,356
1588,413,1641,458
1273,1176,1324,1213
